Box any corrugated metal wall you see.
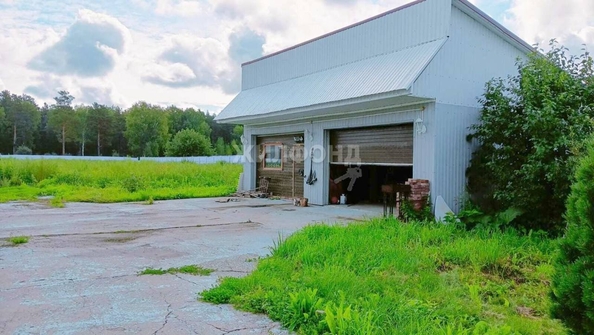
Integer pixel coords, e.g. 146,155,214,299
413,6,525,107
242,0,451,90
413,5,526,211
433,103,478,212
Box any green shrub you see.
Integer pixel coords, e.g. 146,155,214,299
15,145,32,155
166,129,213,157
551,137,594,333
467,42,594,234
400,196,433,222
121,174,144,193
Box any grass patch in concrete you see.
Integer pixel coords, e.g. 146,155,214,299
201,218,566,334
144,196,155,205
8,236,29,245
140,265,213,276
49,196,65,208
104,236,138,243
0,159,241,204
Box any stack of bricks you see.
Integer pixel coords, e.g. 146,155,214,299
405,178,430,211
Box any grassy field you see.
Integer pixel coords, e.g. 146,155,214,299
0,158,241,203
202,219,566,334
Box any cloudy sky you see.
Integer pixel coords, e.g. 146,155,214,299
0,0,593,113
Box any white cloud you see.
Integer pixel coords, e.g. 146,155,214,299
503,0,594,52
155,0,206,17
144,35,230,87
2,0,593,113
27,9,131,77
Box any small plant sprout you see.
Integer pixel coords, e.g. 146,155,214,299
8,236,29,245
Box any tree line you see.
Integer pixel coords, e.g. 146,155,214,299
0,90,242,157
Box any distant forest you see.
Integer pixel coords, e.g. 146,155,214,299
0,90,242,157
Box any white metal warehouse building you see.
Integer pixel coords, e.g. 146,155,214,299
215,0,533,211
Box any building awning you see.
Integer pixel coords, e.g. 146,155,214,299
216,38,446,124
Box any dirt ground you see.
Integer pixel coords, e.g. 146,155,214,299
0,197,381,334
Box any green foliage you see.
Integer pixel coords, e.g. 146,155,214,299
166,106,212,139
124,102,169,157
467,41,594,233
145,196,154,205
166,129,214,157
551,136,594,334
48,105,78,152
0,88,239,157
50,196,65,208
87,103,115,156
0,91,41,153
121,174,144,193
139,265,213,276
8,236,29,245
0,159,241,203
400,196,433,222
14,145,32,155
448,206,523,232
286,288,326,331
202,219,565,334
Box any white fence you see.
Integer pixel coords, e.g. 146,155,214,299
0,155,245,164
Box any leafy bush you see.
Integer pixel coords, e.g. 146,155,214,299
15,145,32,155
400,197,433,222
467,41,594,234
551,137,594,333
121,174,144,193
166,129,214,157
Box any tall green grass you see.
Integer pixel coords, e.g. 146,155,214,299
0,159,241,203
202,219,566,334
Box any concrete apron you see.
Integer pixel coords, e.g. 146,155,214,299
0,198,381,334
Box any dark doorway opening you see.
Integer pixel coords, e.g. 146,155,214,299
329,164,412,205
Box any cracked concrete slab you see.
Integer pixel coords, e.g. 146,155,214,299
0,197,381,334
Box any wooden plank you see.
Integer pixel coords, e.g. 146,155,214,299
256,134,305,198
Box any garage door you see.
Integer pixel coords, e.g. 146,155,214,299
330,124,413,165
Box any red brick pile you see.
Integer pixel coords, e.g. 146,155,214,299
405,178,430,211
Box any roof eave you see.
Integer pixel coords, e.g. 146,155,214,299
216,89,416,125
454,0,535,54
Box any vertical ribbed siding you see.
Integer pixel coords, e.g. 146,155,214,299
242,0,451,90
433,103,479,212
410,4,527,212
413,6,526,107
412,103,436,199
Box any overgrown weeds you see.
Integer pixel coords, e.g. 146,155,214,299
201,219,565,334
0,159,241,203
50,196,65,208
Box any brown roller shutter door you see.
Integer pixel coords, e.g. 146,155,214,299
330,124,413,165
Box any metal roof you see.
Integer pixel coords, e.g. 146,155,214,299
216,38,445,122
242,0,533,69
